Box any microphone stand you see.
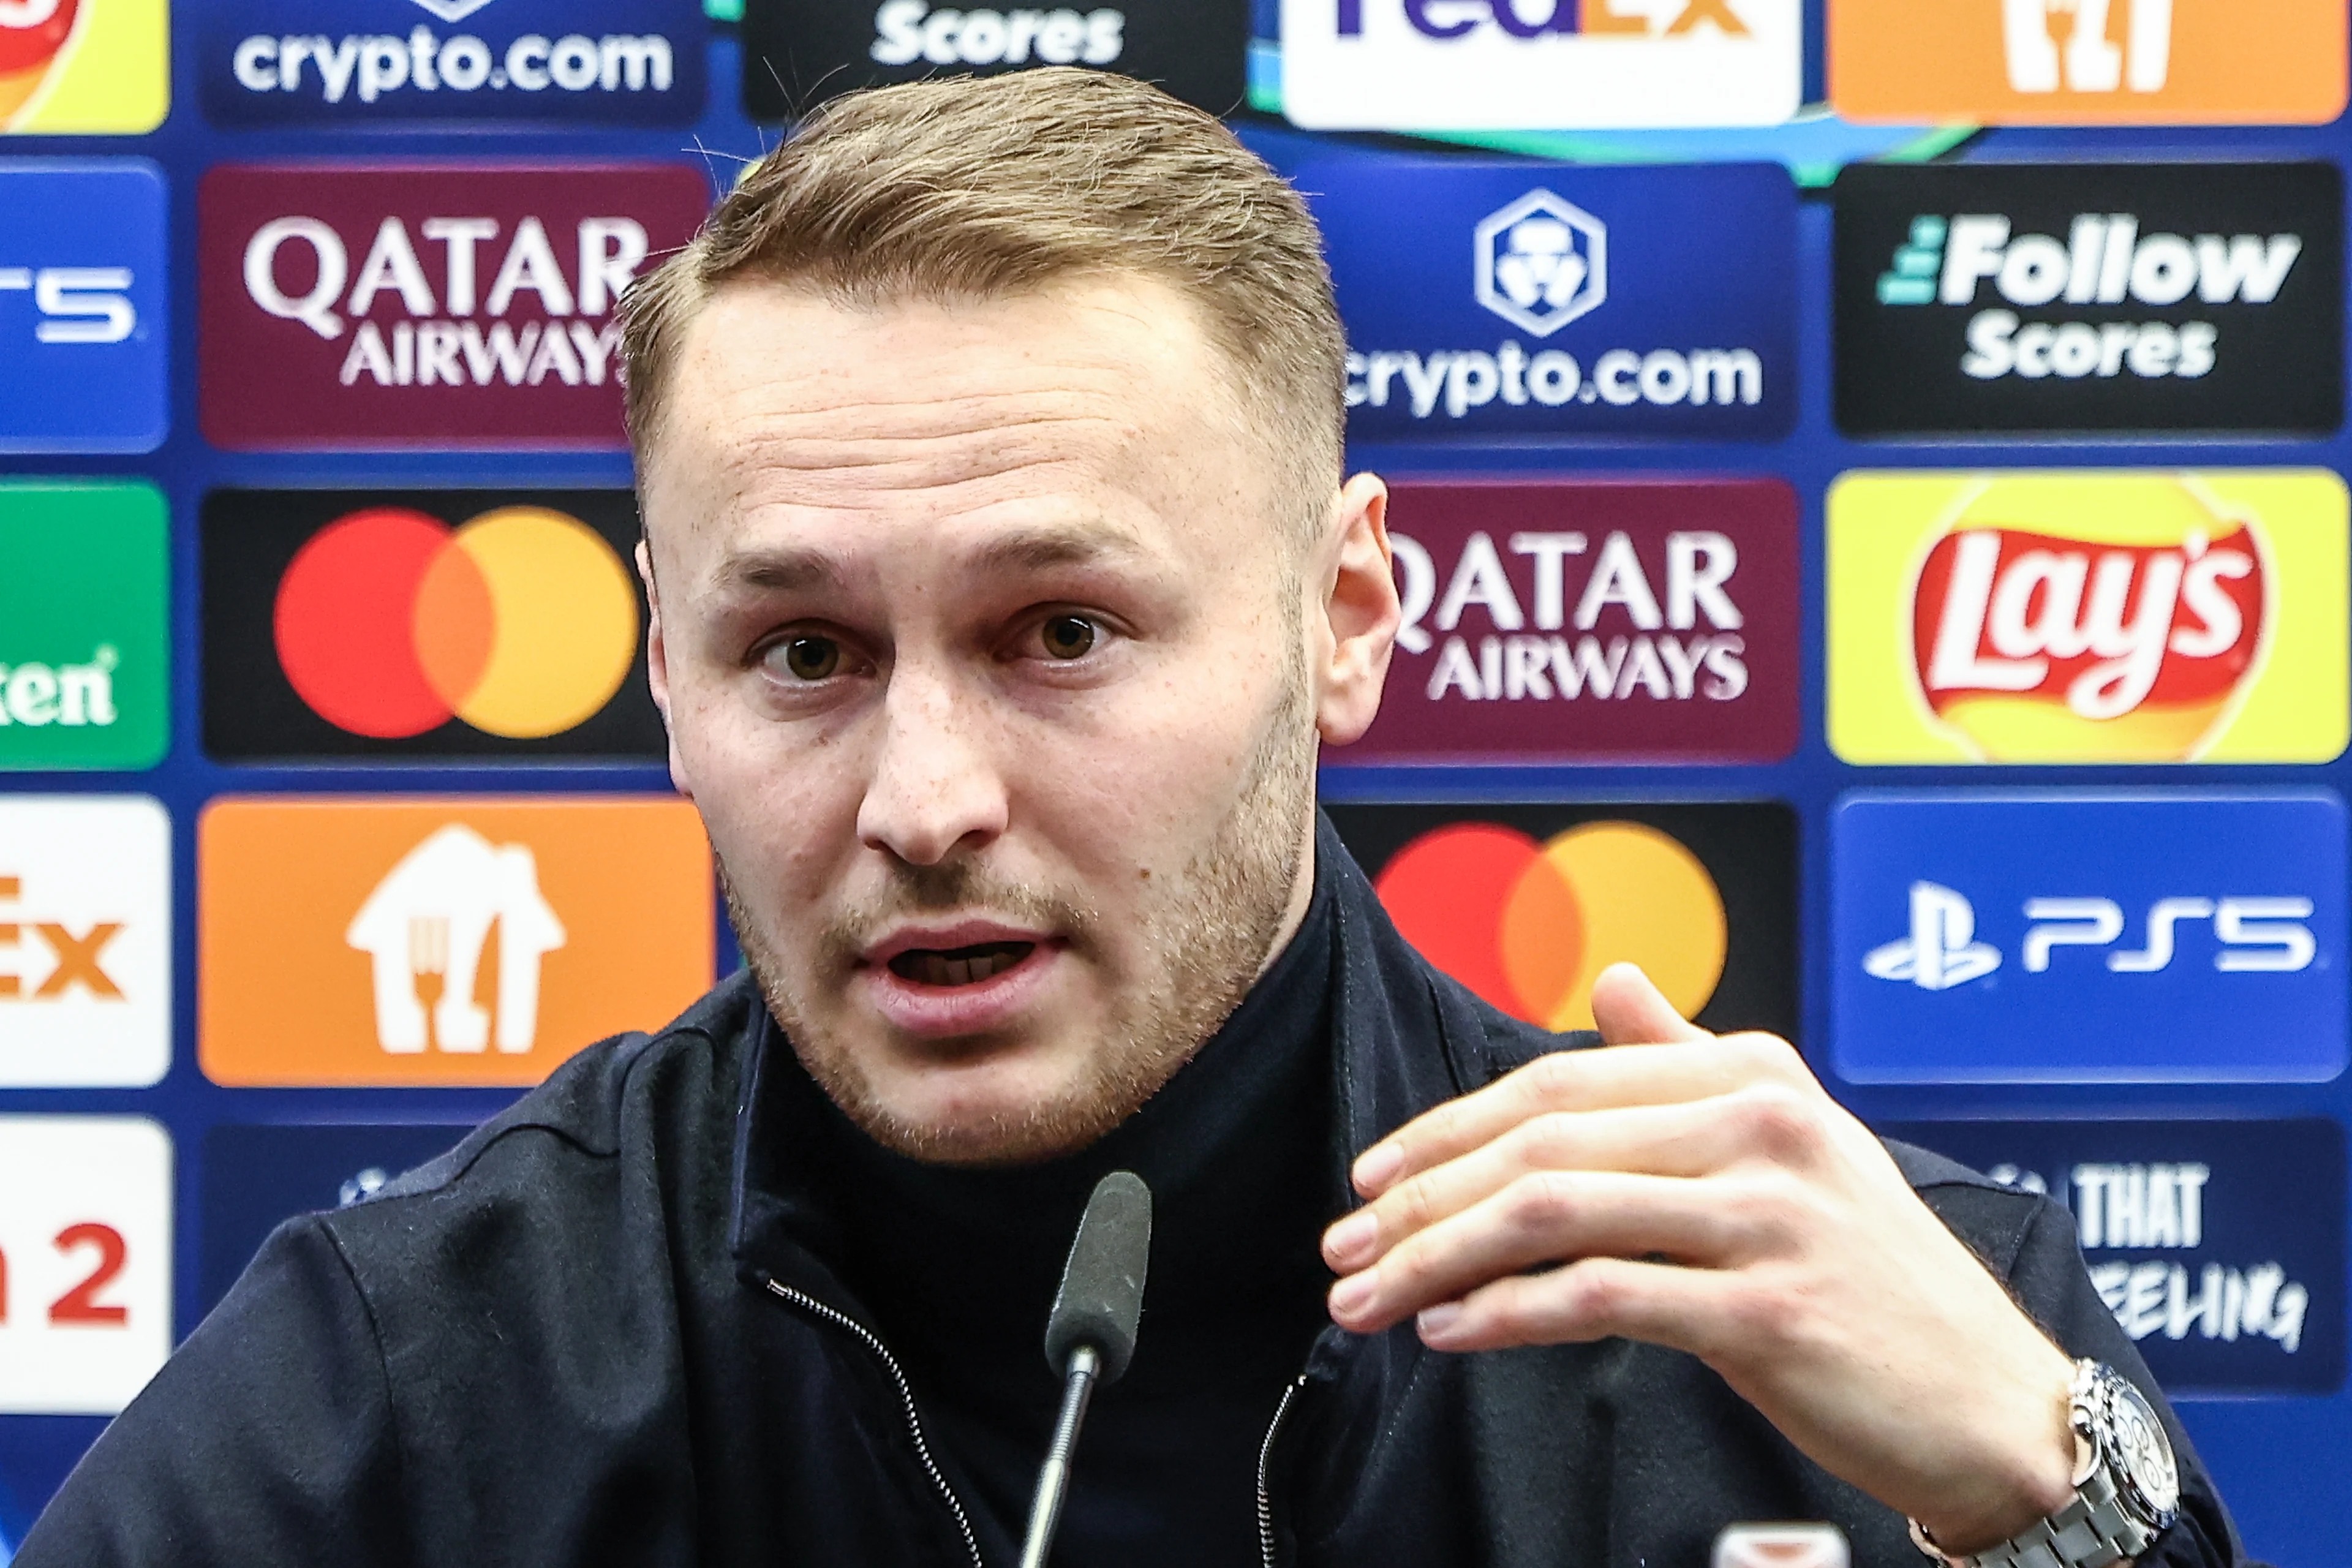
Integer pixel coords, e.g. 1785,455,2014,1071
1017,1342,1102,1568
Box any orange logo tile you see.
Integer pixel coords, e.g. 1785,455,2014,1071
200,797,713,1086
1831,0,2348,126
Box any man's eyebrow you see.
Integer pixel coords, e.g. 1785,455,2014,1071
707,526,1159,597
967,523,1158,575
708,546,840,595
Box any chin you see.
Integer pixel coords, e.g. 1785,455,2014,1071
858,1061,1129,1168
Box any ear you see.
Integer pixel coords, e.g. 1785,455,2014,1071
1312,472,1400,748
636,537,696,802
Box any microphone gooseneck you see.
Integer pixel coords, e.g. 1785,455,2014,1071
1017,1170,1152,1568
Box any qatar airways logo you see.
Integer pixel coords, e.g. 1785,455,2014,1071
1347,481,1798,764
199,164,709,450
1395,527,1749,706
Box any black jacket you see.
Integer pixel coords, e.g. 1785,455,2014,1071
21,824,2244,1568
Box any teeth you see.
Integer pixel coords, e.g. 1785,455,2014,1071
902,945,1025,986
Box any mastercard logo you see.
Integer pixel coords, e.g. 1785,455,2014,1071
1373,820,1728,1031
273,506,639,741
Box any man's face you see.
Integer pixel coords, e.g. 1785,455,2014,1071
638,276,1344,1166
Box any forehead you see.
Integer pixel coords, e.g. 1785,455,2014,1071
638,275,1275,581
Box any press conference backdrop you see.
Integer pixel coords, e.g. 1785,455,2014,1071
1,0,2349,1557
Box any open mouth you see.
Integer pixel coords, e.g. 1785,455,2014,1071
886,941,1036,988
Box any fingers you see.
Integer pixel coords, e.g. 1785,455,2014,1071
1410,1255,1738,1355
1352,1029,1810,1199
1325,1168,1771,1336
1590,962,1709,1049
1324,1095,1762,1275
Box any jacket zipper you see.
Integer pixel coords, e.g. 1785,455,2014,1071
1256,1374,1309,1568
763,1276,987,1568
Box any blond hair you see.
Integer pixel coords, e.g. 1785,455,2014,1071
619,68,1345,535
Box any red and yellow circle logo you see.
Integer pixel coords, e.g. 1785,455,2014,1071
273,506,640,741
1373,820,1728,1031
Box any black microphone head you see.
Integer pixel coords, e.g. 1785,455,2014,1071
1043,1170,1152,1386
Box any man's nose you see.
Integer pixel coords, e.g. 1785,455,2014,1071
854,663,1009,867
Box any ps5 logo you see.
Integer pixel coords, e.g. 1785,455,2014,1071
1867,880,2316,992
1475,190,1606,338
0,267,137,345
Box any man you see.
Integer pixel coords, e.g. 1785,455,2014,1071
23,69,2241,1568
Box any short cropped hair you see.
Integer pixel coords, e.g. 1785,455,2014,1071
619,68,1346,536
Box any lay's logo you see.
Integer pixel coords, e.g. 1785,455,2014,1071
1830,471,2348,766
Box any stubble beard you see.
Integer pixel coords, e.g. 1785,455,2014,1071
720,653,1318,1167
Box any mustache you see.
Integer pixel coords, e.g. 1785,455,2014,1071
816,858,1098,965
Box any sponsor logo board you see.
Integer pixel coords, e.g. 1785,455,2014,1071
0,797,169,1088
0,1117,172,1415
200,797,714,1085
199,1123,466,1314
0,163,166,454
1280,0,1800,130
1831,791,2346,1084
202,489,660,763
198,164,709,450
199,0,704,126
1832,0,2347,126
1835,163,2342,437
1349,479,1797,763
0,484,167,770
1880,1118,2345,1395
742,0,1247,118
0,0,168,133
1311,162,1797,442
1827,470,2348,766
1328,802,1794,1038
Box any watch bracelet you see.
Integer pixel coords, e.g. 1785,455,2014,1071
1907,1361,2165,1568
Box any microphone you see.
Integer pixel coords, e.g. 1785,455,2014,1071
1018,1170,1152,1568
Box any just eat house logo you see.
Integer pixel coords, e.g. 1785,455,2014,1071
198,164,710,450
1279,0,1800,132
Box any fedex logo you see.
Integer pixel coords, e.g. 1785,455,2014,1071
1280,0,1797,129
1830,792,2345,1084
0,796,170,1089
1333,0,1747,39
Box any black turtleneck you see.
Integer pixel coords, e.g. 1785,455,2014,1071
780,861,1342,1567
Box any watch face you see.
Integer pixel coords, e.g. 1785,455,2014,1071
2104,1375,2182,1519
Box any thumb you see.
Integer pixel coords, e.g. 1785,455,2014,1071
1589,963,1709,1047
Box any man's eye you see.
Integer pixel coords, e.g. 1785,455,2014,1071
772,636,842,681
1039,615,1097,660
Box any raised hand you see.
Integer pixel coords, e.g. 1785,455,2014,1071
1321,963,2084,1554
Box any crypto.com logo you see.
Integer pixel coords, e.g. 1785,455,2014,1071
1474,189,1605,338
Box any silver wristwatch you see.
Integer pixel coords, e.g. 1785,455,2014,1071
1910,1360,2180,1568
